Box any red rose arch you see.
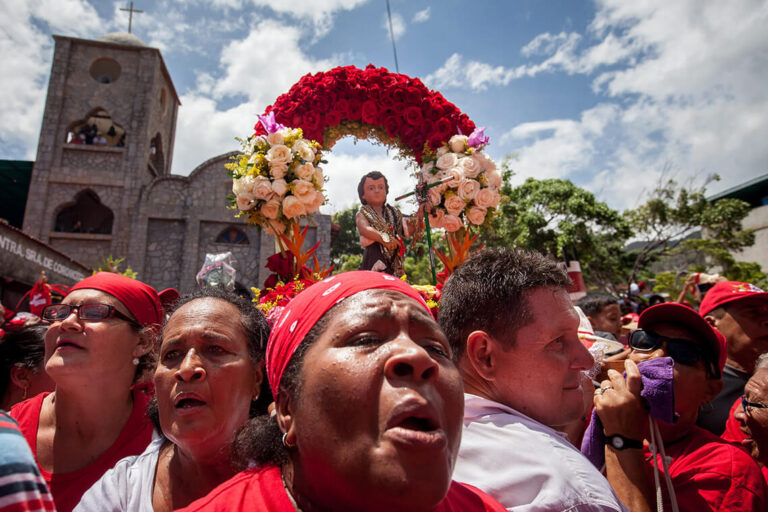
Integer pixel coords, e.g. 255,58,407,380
254,65,477,164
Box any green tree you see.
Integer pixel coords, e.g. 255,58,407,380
330,204,363,268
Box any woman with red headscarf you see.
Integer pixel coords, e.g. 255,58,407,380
10,272,177,512
179,271,504,512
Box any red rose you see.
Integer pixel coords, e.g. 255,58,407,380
403,106,423,126
383,115,401,137
435,117,452,139
348,99,363,120
303,111,321,131
335,98,350,118
362,100,381,124
391,86,407,104
325,109,342,127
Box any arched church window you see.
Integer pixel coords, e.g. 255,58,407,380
65,108,125,147
54,189,114,235
150,133,164,173
215,226,249,245
89,58,121,84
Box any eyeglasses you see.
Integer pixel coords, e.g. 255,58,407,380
628,329,719,378
41,303,138,326
741,395,768,415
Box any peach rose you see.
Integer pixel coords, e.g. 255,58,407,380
436,153,458,170
421,161,434,174
266,131,284,146
236,196,253,211
232,175,255,199
474,188,496,209
449,135,468,153
475,151,496,172
428,187,442,206
460,156,482,178
458,178,480,201
292,140,316,162
443,214,463,232
261,199,280,219
446,167,464,187
295,162,315,181
485,169,502,189
266,144,291,164
313,168,325,186
269,161,288,179
292,179,317,205
253,176,274,201
428,208,445,229
271,179,288,197
444,194,466,216
436,146,449,157
265,219,286,235
467,206,487,226
308,191,325,212
282,196,307,219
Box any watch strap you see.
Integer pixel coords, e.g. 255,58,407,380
606,434,643,450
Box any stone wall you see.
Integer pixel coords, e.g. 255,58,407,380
197,221,261,289
144,218,186,291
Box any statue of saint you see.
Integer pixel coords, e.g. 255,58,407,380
355,171,420,277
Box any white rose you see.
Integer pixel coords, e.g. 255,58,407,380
485,169,502,189
265,219,286,235
266,131,284,146
446,167,464,188
475,151,496,172
282,196,307,219
428,187,442,206
236,196,253,211
295,163,315,181
272,179,288,197
293,140,316,162
458,178,480,201
474,188,495,208
421,162,435,174
269,161,288,179
436,153,458,170
253,176,274,201
261,199,280,219
449,135,468,153
292,179,317,205
460,156,482,178
266,144,292,164
428,208,445,229
232,175,255,199
436,146,448,157
444,194,466,216
443,214,463,232
466,206,487,225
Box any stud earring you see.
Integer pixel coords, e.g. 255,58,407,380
132,357,140,365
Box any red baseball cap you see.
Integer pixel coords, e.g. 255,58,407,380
638,302,727,373
699,281,768,317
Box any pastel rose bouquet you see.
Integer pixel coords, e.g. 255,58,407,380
227,112,327,235
419,127,502,232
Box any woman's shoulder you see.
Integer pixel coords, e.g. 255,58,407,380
437,481,507,511
177,465,294,512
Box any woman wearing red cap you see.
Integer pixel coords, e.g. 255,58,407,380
178,271,504,512
10,272,176,512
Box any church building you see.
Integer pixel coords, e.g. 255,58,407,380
18,31,330,294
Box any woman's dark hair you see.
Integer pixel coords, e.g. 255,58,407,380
232,306,337,468
357,171,389,204
146,287,272,431
575,294,619,318
0,324,48,398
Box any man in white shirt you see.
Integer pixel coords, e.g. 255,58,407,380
439,248,628,511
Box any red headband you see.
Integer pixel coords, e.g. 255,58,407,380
69,272,174,327
266,271,431,399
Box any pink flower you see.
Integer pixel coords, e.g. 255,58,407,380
443,214,463,232
466,206,487,225
444,194,466,216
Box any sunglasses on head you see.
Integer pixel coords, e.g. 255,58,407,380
628,329,719,378
41,303,139,326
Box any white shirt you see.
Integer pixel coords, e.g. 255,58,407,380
74,434,164,512
453,394,628,512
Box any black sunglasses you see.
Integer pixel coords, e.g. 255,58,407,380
41,303,139,326
741,395,768,415
628,329,719,378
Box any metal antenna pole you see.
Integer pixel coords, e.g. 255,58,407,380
385,0,400,73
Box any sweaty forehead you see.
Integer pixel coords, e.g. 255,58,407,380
340,289,431,321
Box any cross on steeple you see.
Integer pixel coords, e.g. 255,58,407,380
120,1,143,33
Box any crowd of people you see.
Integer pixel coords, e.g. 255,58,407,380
1,248,768,511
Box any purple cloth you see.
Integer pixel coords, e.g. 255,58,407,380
580,357,678,468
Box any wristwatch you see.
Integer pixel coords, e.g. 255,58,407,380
606,434,643,450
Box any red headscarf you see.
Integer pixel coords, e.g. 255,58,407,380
266,271,431,398
69,272,177,327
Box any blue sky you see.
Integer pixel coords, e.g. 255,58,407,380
2,0,767,215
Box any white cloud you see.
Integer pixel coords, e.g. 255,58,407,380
412,7,431,23
383,12,406,41
425,53,524,91
0,1,102,158
246,0,369,37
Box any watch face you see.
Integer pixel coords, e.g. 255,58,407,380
611,436,624,449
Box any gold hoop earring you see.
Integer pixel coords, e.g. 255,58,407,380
282,432,296,448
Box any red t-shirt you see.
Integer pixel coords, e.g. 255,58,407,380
721,396,748,444
178,465,506,511
10,387,154,512
643,426,768,511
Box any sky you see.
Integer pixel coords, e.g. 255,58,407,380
1,0,767,216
